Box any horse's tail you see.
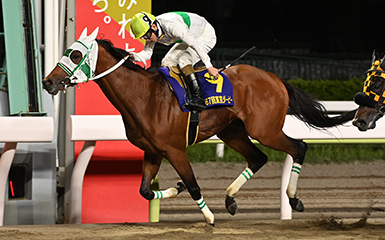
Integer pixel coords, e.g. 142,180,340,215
281,80,357,129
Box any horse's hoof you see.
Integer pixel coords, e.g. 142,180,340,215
289,197,304,212
225,195,238,215
176,181,187,194
209,223,215,227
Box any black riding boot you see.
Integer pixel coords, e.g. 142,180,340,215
184,73,207,111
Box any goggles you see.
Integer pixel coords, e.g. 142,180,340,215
141,28,153,40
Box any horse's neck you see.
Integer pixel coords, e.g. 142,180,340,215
95,45,153,104
96,64,151,110
95,48,169,139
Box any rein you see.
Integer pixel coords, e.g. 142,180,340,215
69,54,130,84
66,52,147,85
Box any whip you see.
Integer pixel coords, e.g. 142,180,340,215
218,46,256,74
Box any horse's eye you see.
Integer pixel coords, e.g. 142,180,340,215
371,80,382,89
70,50,82,64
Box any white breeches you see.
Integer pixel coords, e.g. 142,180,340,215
161,23,216,68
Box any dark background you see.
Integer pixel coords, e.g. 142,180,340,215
152,0,385,57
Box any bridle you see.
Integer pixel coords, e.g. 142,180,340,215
363,60,385,101
357,56,385,115
56,27,147,90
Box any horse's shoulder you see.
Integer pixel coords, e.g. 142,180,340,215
146,67,167,82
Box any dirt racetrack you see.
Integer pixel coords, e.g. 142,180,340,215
0,161,384,239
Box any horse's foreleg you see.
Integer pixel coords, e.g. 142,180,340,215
225,167,254,215
217,120,268,215
139,152,162,200
257,132,307,212
152,181,187,199
140,152,187,200
140,152,185,200
167,150,214,225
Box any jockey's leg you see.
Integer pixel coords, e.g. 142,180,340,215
181,65,206,111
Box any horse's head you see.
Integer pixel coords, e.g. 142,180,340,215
42,27,99,95
353,51,385,131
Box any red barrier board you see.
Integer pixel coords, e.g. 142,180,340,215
75,0,151,223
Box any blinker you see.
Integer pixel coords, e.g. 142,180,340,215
359,59,385,107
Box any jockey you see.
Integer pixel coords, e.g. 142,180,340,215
129,11,220,111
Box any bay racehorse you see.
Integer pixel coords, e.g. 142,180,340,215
353,51,385,131
43,28,356,225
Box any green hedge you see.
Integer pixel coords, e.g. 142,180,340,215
287,78,364,100
187,143,385,164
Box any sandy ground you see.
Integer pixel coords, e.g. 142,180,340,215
0,161,385,239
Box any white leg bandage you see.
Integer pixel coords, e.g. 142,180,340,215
152,187,178,199
286,163,302,198
226,167,254,197
196,197,214,224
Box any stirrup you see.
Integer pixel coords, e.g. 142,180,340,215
184,99,206,112
180,65,207,111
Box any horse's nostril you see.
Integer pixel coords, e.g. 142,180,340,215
379,106,385,115
44,80,53,86
353,119,366,127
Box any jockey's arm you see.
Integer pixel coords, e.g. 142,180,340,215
171,23,219,79
131,41,155,63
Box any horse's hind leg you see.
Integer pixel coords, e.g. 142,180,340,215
216,120,268,215
281,136,306,212
140,152,186,201
253,130,307,212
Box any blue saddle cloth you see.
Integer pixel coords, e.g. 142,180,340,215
158,66,234,112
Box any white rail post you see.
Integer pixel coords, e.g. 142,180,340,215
69,140,96,224
280,154,293,220
215,143,225,158
0,142,17,226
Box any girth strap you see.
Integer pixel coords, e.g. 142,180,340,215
187,111,199,146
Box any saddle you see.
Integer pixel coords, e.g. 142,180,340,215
158,66,234,146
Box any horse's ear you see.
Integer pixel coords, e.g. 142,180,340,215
381,52,385,65
372,50,376,63
86,27,99,44
79,27,88,40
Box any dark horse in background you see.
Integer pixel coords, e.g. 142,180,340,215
353,52,385,131
43,28,356,225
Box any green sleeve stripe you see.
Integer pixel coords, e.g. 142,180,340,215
172,11,191,28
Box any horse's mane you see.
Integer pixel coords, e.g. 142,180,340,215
96,38,141,71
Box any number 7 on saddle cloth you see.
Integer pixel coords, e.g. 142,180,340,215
158,66,234,112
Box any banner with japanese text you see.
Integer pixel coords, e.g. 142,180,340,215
74,0,151,223
76,0,151,115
